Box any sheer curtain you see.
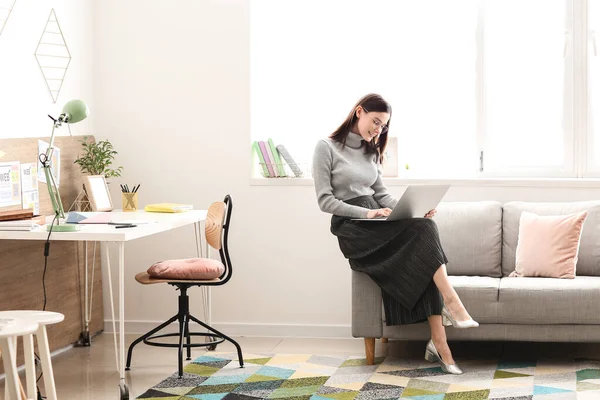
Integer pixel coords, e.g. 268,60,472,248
251,0,478,178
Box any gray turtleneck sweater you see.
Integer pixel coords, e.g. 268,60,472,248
312,133,398,218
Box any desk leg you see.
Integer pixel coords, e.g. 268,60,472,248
84,240,89,343
205,236,211,327
118,242,128,399
196,221,212,346
105,242,129,399
199,220,211,325
82,241,91,346
194,221,203,258
81,241,97,346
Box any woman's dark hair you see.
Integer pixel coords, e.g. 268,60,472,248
329,93,392,164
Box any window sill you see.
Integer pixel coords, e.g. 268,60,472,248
250,177,600,188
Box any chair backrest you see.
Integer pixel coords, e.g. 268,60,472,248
206,201,226,250
205,195,233,283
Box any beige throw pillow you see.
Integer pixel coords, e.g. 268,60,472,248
510,211,588,279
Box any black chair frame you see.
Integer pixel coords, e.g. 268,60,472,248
125,195,243,378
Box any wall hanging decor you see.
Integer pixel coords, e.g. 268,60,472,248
0,0,16,36
35,9,71,103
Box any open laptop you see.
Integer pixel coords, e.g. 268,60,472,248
352,184,450,221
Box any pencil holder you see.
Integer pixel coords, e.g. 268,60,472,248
122,192,138,212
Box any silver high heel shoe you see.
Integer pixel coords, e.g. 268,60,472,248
441,306,479,329
424,340,463,375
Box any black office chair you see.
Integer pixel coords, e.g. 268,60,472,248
125,195,243,378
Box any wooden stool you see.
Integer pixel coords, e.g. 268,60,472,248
0,311,64,400
0,350,28,400
0,317,39,400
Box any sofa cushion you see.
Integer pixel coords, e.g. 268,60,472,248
512,211,588,279
449,276,500,324
502,201,600,277
498,276,600,324
436,201,503,277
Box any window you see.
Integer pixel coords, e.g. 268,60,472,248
589,0,600,175
482,0,572,176
251,0,599,179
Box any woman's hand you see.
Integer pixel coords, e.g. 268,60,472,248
367,208,392,219
424,209,437,219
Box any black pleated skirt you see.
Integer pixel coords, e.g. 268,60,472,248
331,195,448,325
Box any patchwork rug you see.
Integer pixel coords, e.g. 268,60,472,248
136,352,600,399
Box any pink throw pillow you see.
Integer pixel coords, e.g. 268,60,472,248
147,258,225,280
510,211,588,279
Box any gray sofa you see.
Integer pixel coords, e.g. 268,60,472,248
352,200,600,364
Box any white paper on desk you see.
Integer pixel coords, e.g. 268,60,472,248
0,161,21,207
37,140,60,187
21,163,40,215
116,220,157,225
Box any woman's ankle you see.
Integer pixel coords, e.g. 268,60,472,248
443,295,461,310
431,338,454,364
444,297,472,320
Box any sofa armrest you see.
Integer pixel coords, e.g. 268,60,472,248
352,270,383,338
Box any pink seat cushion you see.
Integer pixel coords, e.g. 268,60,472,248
510,211,588,279
147,258,225,280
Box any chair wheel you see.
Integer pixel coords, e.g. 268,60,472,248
208,343,217,351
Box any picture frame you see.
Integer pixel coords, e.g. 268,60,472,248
83,175,113,211
382,137,399,177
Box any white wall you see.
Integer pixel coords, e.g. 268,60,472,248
94,0,600,338
0,0,93,139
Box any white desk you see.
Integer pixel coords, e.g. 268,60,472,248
0,210,207,400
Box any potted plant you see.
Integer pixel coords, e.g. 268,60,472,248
74,136,123,179
71,137,123,212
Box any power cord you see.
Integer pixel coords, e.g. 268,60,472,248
34,213,58,400
42,214,57,311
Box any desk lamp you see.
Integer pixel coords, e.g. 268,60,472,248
40,99,89,232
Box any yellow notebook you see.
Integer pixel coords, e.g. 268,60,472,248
144,203,193,213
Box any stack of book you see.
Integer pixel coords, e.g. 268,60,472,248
0,220,39,231
0,209,41,231
144,203,194,213
252,138,303,178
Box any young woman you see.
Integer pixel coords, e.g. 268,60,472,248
312,93,478,375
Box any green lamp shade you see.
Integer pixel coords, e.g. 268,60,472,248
62,99,89,124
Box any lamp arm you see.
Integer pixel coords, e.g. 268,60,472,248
42,122,65,220
44,166,64,219
46,121,58,160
